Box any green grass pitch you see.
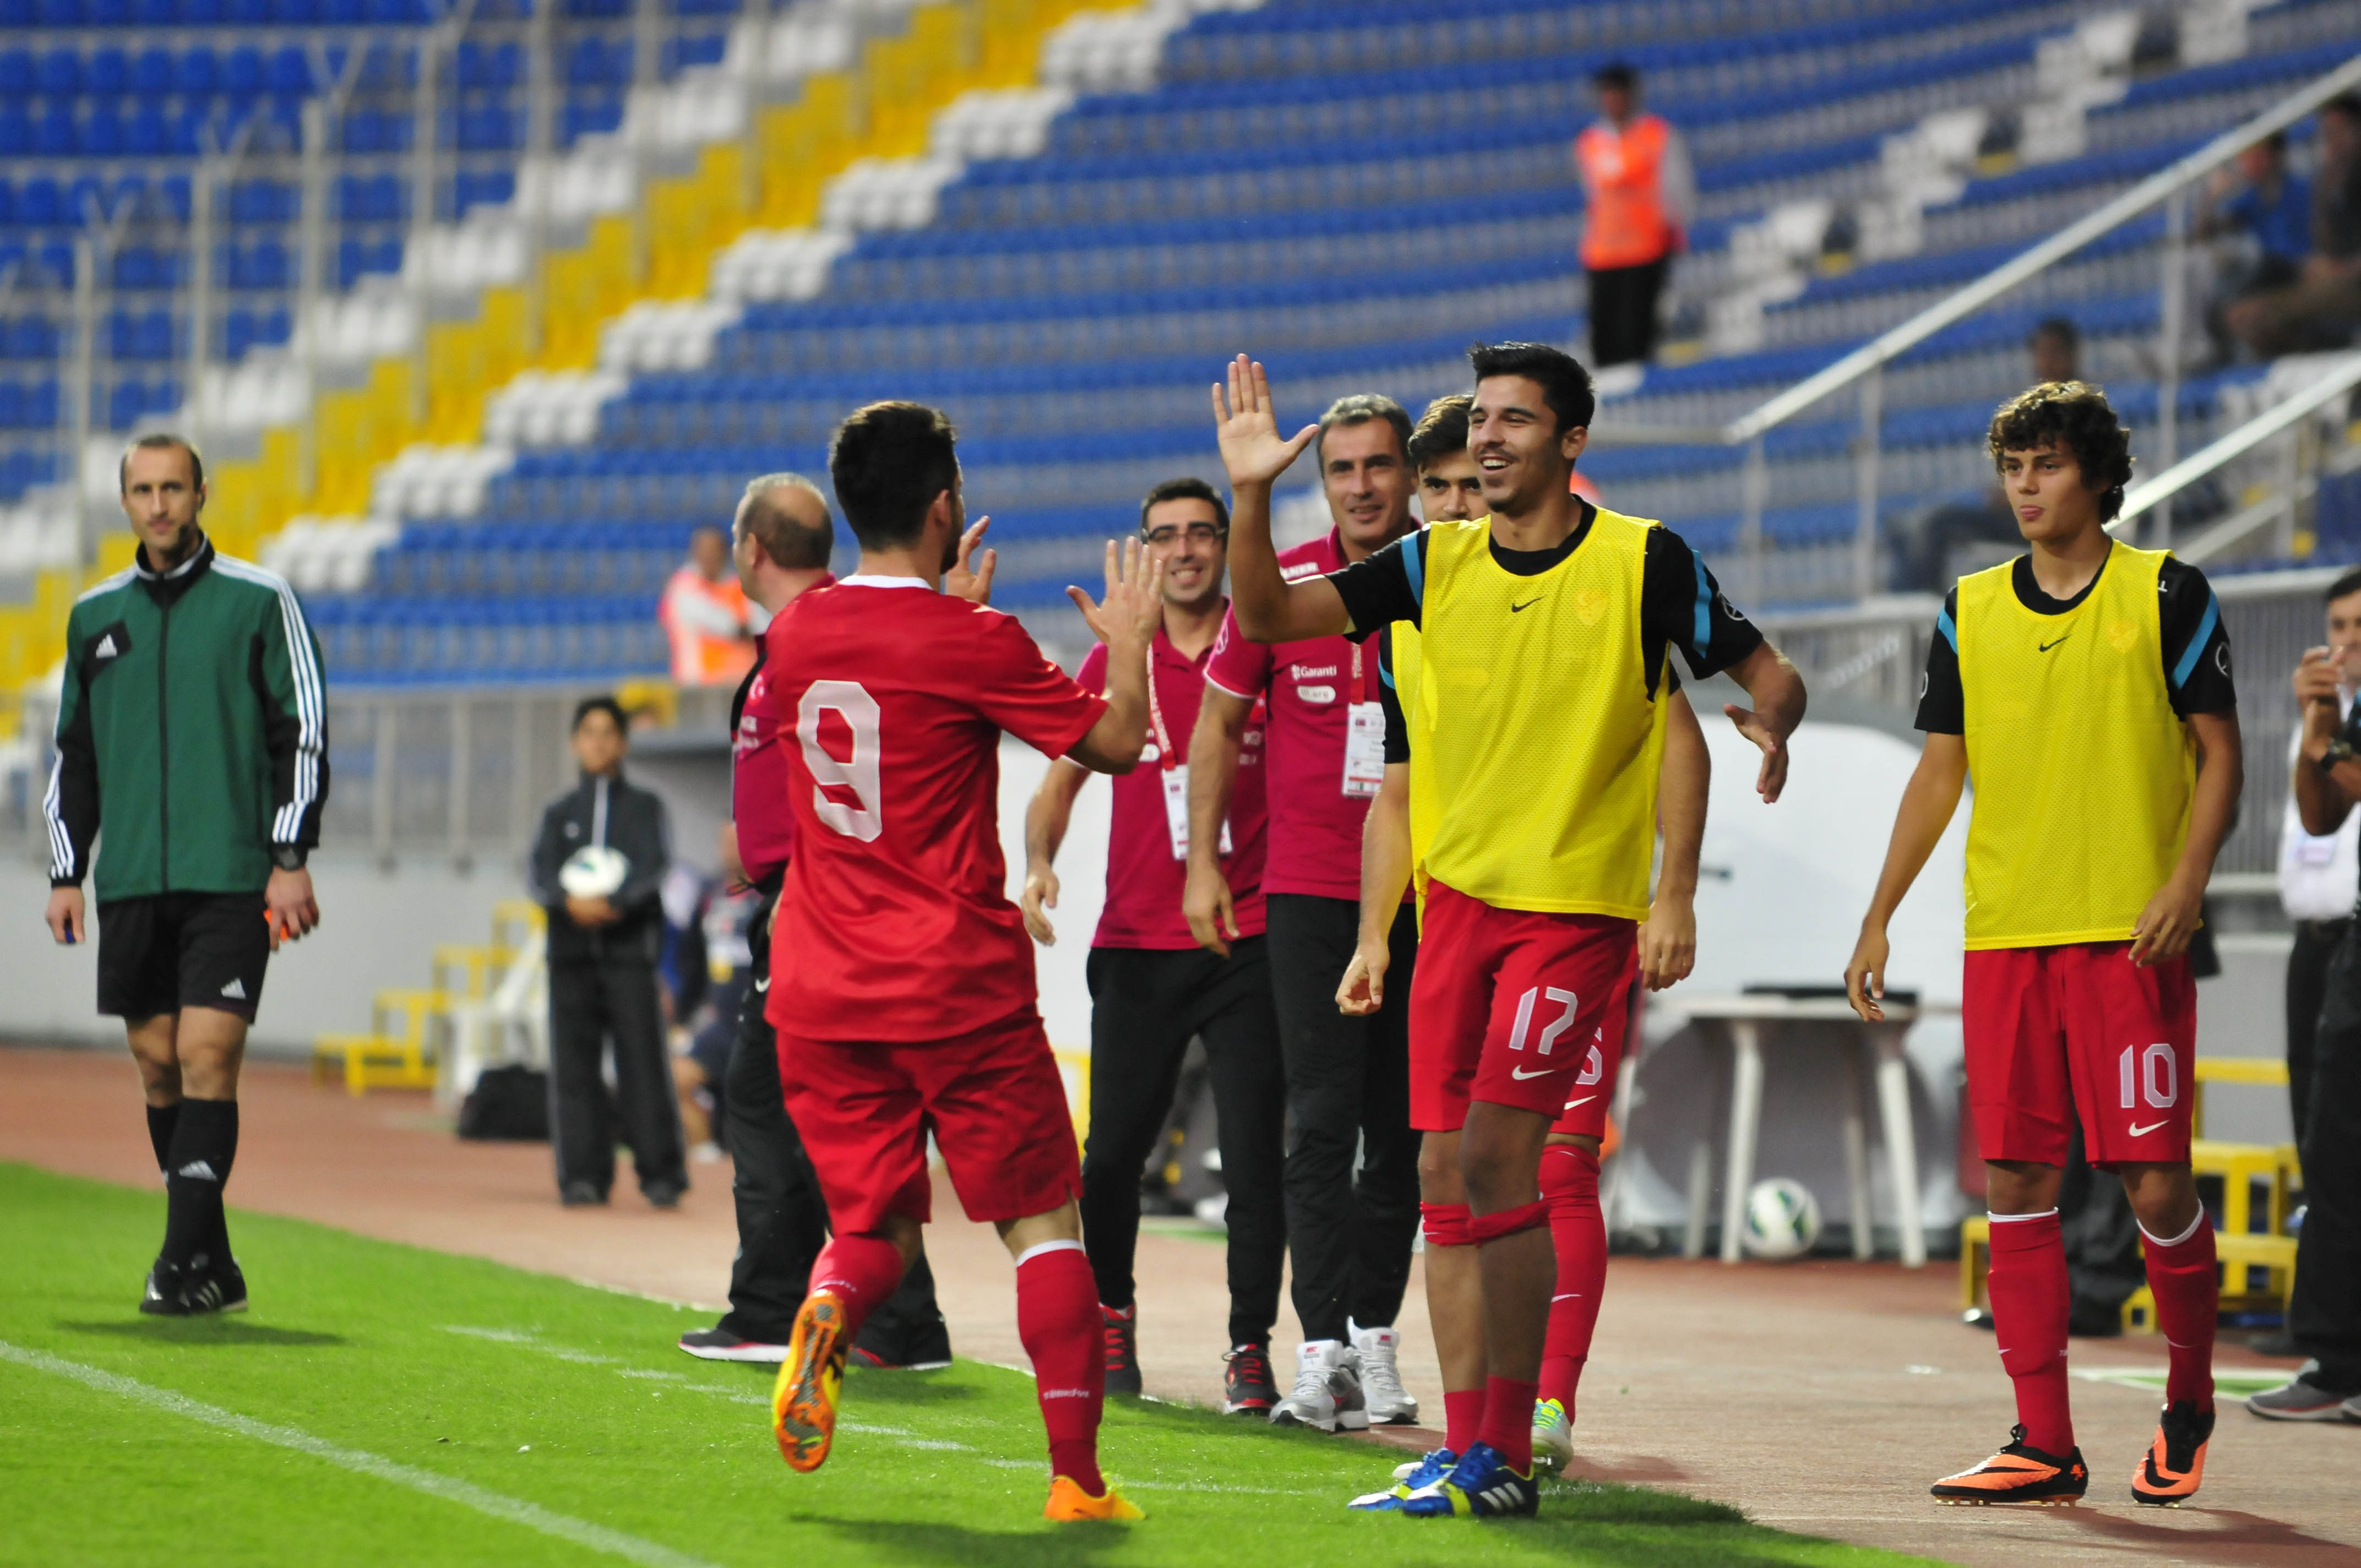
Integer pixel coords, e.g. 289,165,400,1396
0,1162,1939,1567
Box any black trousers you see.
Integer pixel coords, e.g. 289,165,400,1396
1081,938,1288,1349
1265,894,1422,1344
2291,925,2361,1391
1586,256,1669,368
548,959,686,1196
2287,918,2349,1148
717,957,948,1357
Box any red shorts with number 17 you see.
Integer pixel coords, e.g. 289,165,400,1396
1408,879,1637,1133
1963,943,2196,1169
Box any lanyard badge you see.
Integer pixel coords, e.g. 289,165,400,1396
1341,639,1385,799
1146,646,1232,862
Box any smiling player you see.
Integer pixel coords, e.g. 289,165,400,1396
1846,381,2240,1507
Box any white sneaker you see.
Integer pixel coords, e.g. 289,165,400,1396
1351,1321,1421,1426
1267,1339,1368,1433
1532,1396,1575,1471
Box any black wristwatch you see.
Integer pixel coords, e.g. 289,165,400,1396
2319,739,2357,777
270,845,309,871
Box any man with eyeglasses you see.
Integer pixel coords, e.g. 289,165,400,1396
1020,476,1290,1416
1189,394,1426,1434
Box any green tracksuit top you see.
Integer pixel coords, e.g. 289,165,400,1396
46,536,329,901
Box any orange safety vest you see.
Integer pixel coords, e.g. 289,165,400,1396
1576,114,1676,270
661,566,755,686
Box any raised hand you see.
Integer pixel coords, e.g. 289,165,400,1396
1724,702,1791,803
948,516,997,605
1210,353,1317,489
1068,537,1164,653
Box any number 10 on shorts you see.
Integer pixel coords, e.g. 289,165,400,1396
2118,1042,2177,1109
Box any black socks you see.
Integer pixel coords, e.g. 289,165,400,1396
145,1102,180,1176
160,1098,238,1270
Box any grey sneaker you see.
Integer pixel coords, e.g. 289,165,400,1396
2343,1393,2361,1423
1351,1321,1420,1426
1269,1339,1368,1433
2245,1364,2357,1421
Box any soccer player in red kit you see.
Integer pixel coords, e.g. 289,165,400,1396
751,401,1164,1523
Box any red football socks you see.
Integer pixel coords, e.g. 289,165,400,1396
1985,1209,2074,1456
1475,1376,1539,1474
808,1232,906,1340
1016,1240,1106,1495
1538,1142,1606,1418
1442,1388,1484,1456
2139,1211,2218,1411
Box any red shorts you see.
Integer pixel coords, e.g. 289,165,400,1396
1552,945,1636,1139
1408,879,1638,1132
1963,943,2196,1169
775,1009,1081,1235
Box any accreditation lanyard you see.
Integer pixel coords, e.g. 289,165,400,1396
1145,644,1231,861
1341,639,1385,800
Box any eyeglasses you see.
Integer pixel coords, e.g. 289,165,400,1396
1141,523,1227,546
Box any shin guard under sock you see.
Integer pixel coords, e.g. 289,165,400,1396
2139,1211,2218,1411
1442,1389,1484,1457
1476,1376,1539,1474
161,1098,237,1270
1016,1240,1106,1494
808,1232,908,1341
1538,1143,1606,1418
1985,1209,2073,1455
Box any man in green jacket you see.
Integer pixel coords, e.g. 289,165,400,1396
43,433,329,1316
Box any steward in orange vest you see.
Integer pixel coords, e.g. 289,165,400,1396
1574,63,1694,371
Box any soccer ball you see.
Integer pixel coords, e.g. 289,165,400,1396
1740,1178,1822,1261
559,845,629,899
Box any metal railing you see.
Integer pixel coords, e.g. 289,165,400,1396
1594,50,2361,606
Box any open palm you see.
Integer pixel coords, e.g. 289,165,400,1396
1210,353,1317,488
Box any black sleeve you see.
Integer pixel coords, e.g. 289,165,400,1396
1379,625,1411,764
615,790,672,913
1327,531,1426,641
46,617,100,887
1914,588,1965,734
529,799,570,909
1641,527,1765,678
2158,559,2234,717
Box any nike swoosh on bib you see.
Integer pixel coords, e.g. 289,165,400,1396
1510,600,1542,614
2038,636,2070,652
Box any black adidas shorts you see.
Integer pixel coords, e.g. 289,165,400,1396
96,892,272,1021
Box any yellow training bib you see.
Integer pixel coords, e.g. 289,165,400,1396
1957,541,2194,949
1412,510,1669,918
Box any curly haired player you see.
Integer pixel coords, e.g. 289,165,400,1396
1847,381,2240,1507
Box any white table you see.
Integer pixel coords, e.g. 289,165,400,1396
1673,994,1947,1268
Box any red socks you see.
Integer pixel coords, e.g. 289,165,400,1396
1475,1376,1539,1473
2140,1211,2218,1411
808,1232,906,1340
1985,1209,2073,1455
1016,1240,1106,1495
1538,1143,1606,1418
1441,1388,1484,1456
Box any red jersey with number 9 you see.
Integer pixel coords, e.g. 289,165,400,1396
749,577,1108,1042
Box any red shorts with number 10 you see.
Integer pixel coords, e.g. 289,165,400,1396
1963,943,2196,1169
1408,878,1638,1133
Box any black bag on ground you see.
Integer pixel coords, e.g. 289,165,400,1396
458,1065,551,1141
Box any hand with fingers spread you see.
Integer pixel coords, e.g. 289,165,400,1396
1068,537,1163,659
1723,701,1791,803
1210,353,1318,491
948,516,997,605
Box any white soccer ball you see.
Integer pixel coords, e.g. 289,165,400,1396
1741,1177,1822,1261
558,845,629,899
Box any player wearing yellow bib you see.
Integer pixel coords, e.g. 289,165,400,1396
1845,382,2242,1509
1216,346,1805,1520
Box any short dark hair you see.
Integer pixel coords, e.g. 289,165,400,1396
1407,394,1472,471
1468,341,1596,435
2324,92,2361,124
119,431,204,492
828,401,959,551
1139,476,1228,536
1986,381,2135,522
1315,393,1412,465
2028,317,2080,350
1594,62,1637,91
2326,567,2361,605
572,694,629,735
738,474,834,571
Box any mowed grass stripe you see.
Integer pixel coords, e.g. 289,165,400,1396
0,1340,722,1568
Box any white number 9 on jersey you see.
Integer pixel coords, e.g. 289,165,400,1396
797,679,884,842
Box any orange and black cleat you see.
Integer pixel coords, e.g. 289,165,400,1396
1930,1425,2088,1505
771,1292,851,1473
2130,1400,2213,1506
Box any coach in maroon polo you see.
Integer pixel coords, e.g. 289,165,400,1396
1189,393,1423,1431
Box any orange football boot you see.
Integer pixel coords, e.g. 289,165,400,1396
1930,1425,2088,1505
1043,1476,1145,1522
2130,1400,2213,1506
771,1293,851,1472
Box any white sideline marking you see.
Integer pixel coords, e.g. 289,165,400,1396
0,1341,721,1568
